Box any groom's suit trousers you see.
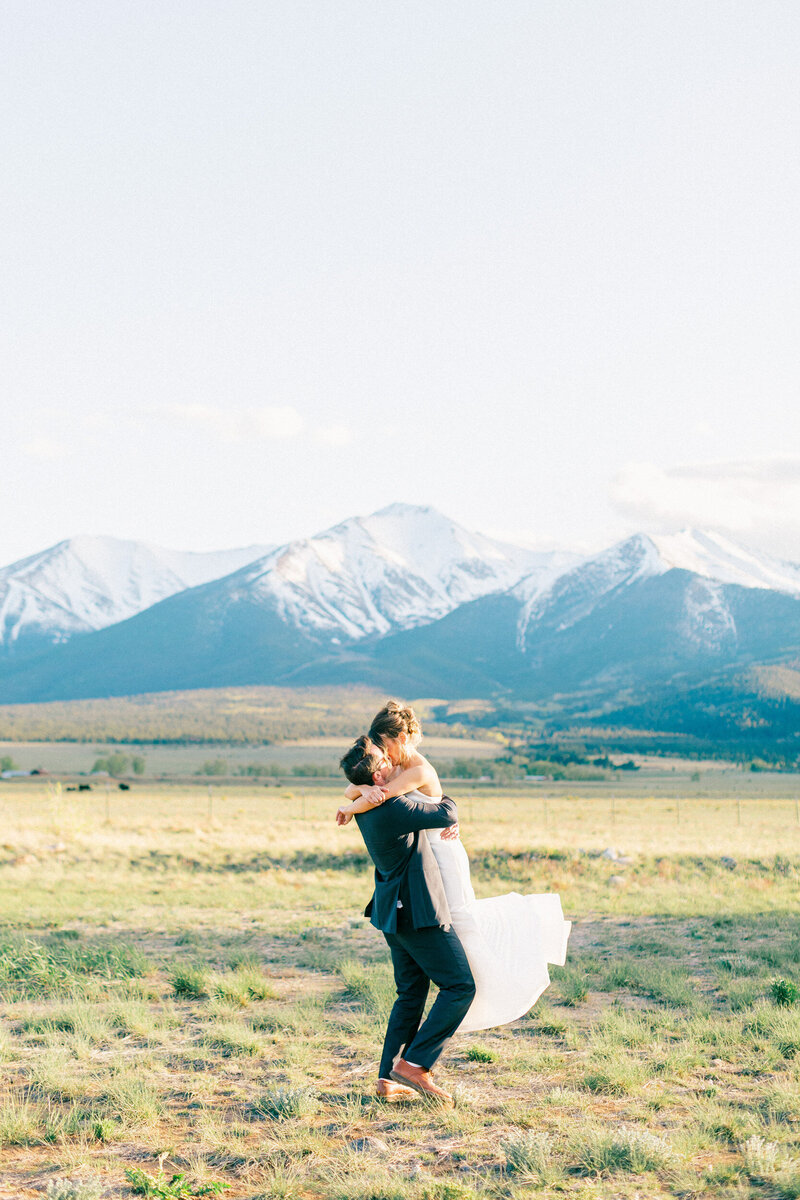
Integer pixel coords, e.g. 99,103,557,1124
379,912,475,1078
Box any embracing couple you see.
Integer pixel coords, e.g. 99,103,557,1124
337,700,571,1107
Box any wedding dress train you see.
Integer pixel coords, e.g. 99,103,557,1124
415,794,571,1034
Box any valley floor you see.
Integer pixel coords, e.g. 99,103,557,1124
0,783,799,1199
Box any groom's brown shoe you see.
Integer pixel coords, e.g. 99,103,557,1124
376,1077,417,1102
390,1059,454,1107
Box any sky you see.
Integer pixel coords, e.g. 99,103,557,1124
3,1,800,566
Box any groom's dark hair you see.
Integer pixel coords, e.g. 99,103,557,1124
340,735,383,786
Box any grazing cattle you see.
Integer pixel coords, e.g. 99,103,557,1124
118,782,130,790
79,783,91,791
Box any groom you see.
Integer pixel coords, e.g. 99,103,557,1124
339,738,475,1106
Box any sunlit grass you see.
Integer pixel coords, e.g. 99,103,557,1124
0,778,798,1198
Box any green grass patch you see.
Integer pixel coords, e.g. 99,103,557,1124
338,958,396,1018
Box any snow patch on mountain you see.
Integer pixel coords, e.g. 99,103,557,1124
517,534,657,646
650,529,800,595
232,504,551,640
680,577,737,651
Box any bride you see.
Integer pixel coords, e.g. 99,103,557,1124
337,701,571,1033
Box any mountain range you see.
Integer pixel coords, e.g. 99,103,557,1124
0,537,273,655
1,505,799,707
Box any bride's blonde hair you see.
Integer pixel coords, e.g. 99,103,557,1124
368,700,422,763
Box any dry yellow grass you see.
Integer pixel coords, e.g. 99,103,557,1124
0,775,799,1199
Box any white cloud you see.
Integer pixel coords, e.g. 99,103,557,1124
168,404,306,442
249,407,306,440
23,438,68,461
610,458,800,558
313,424,352,447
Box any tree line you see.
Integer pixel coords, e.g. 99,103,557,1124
0,686,461,746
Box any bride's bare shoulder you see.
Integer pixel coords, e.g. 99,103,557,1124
411,752,443,798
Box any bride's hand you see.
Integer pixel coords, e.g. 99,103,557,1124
360,785,388,807
440,822,460,841
336,806,353,825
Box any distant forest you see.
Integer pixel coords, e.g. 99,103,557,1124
0,686,462,746
0,669,798,771
434,664,800,770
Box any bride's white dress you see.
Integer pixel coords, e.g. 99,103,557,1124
413,792,571,1034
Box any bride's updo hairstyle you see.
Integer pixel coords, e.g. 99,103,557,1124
368,700,422,763
340,735,383,787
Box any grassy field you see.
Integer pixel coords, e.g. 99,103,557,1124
1,777,799,1200
0,736,502,778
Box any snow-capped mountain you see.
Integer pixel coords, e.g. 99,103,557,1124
644,529,800,594
0,536,272,652
485,527,800,697
1,513,799,705
220,503,564,640
518,529,800,650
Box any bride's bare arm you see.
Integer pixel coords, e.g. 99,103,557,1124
337,775,396,825
336,790,387,823
357,761,440,807
336,760,440,825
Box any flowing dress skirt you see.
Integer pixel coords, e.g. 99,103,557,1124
426,827,571,1034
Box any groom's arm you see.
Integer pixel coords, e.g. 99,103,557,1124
385,793,458,833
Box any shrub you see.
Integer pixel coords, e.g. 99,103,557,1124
125,1167,229,1197
741,1135,780,1180
194,759,227,776
213,961,276,1004
466,1045,497,1063
46,1181,104,1200
503,1130,556,1181
582,1054,646,1095
169,964,210,999
771,979,799,1007
92,753,129,777
0,938,73,997
570,1125,676,1174
250,1087,319,1121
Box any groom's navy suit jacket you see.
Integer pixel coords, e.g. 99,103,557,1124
355,794,457,933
